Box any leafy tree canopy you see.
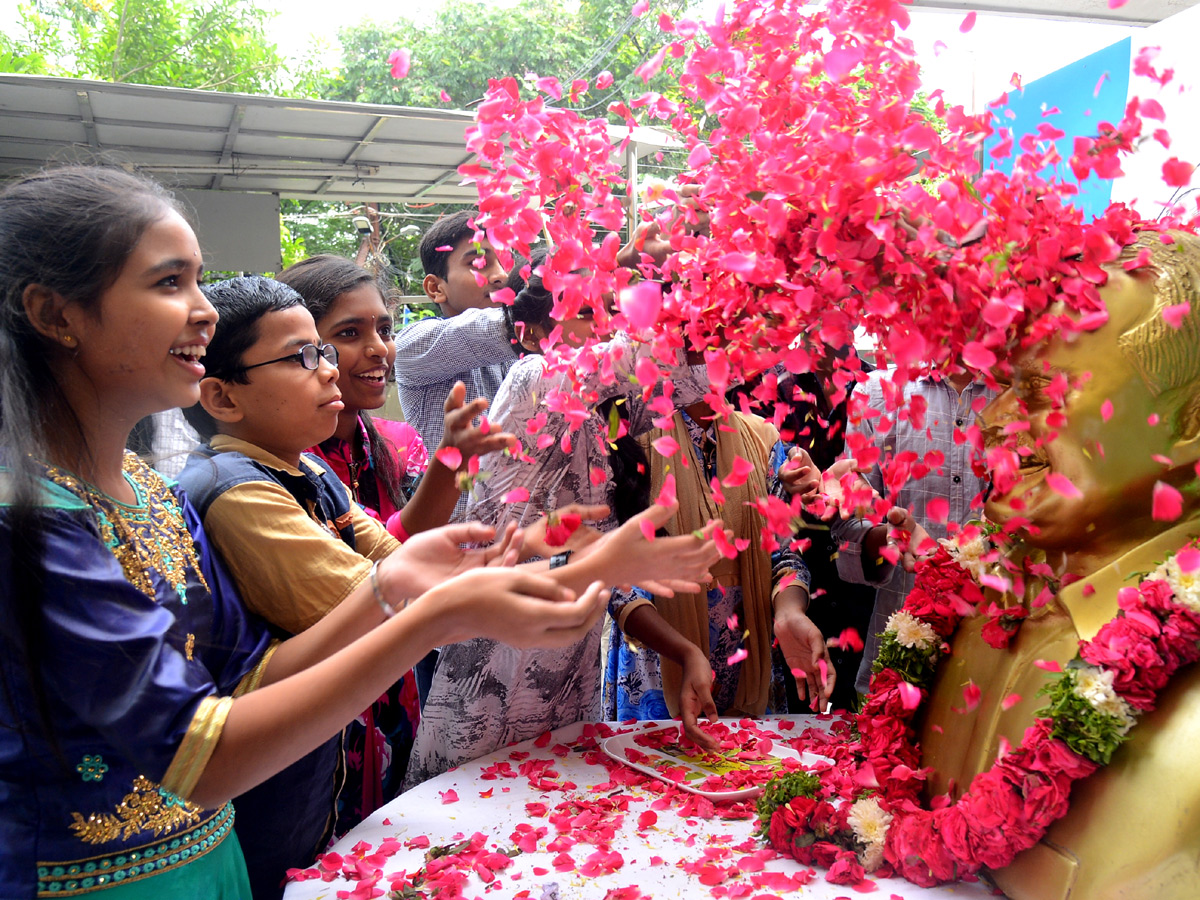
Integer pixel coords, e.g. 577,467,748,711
1,0,284,93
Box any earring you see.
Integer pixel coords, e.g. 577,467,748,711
62,334,77,348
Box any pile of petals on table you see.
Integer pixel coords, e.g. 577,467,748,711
286,718,877,899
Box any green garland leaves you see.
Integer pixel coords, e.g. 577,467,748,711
755,770,821,836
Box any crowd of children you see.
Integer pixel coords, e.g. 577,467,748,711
0,164,899,899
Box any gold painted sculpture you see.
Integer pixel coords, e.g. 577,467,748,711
917,230,1200,900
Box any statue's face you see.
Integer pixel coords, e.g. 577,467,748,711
982,268,1178,562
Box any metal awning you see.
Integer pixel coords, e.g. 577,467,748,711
908,0,1198,27
0,74,677,205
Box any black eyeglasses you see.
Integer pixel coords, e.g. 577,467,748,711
239,342,339,374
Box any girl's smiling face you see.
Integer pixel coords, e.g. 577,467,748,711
68,209,215,419
316,283,395,414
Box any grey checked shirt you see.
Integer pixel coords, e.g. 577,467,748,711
831,370,995,692
393,306,517,452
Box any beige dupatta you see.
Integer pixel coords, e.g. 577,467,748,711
642,410,779,716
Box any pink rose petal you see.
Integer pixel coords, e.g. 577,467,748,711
435,447,462,470
652,435,680,457
1163,302,1190,329
439,789,459,804
620,280,663,330
1152,480,1183,521
1045,472,1082,498
502,487,530,503
960,10,977,32
898,681,921,711
388,49,411,79
1034,659,1063,673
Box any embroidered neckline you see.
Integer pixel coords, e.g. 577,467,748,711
43,455,207,603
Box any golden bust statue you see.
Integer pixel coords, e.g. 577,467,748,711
917,230,1200,899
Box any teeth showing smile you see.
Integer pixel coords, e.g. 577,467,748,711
170,344,207,363
356,368,387,384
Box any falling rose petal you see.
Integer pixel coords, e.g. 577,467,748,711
727,647,749,666
726,613,738,630
926,496,950,524
720,252,757,275
1001,693,1022,710
620,280,663,330
439,89,452,103
655,472,677,506
1163,302,1191,329
1108,0,1129,7
1094,71,1109,97
435,447,462,470
823,47,861,83
1175,546,1200,573
1034,659,1063,673
898,681,921,711
388,49,411,79
639,518,656,541
434,244,453,252
962,340,997,370
1152,481,1183,521
545,513,582,547
1149,413,1161,426
632,0,648,16
722,455,754,488
439,789,459,804
479,416,491,435
652,435,680,457
1163,157,1194,187
962,681,982,712
713,526,738,559
1101,399,1113,421
596,70,614,90
836,627,864,652
1045,472,1082,498
960,10,977,32
687,142,712,168
933,39,948,55
817,658,828,689
502,487,530,503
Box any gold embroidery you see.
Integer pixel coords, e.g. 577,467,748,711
185,633,195,661
68,776,202,845
43,455,208,603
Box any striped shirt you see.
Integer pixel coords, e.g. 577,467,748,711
831,370,995,692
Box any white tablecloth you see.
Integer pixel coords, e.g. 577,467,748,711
282,717,999,899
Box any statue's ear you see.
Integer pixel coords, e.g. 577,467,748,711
1168,387,1200,454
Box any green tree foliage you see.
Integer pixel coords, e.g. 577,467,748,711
323,0,687,111
2,0,285,93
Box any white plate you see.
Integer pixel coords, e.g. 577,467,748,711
601,724,832,801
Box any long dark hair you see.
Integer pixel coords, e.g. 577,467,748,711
0,165,181,753
276,255,408,512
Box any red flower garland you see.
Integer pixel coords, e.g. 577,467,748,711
766,541,1200,887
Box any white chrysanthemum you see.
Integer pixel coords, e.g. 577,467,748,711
885,611,937,650
1072,666,1136,734
946,534,990,581
848,797,892,871
1149,554,1200,614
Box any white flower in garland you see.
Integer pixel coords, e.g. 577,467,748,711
1148,553,1200,614
885,611,937,651
848,796,892,871
1072,665,1136,734
946,534,990,582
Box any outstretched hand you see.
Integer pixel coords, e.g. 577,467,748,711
883,506,935,573
601,501,724,596
813,458,878,521
774,594,835,711
429,570,609,648
438,382,517,466
519,503,608,562
778,446,822,503
383,521,506,599
677,647,720,751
